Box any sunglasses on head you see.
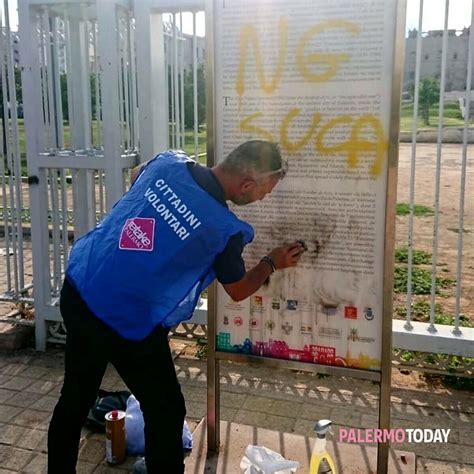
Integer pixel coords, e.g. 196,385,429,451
255,159,289,180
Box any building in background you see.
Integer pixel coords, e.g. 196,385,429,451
180,32,206,71
163,22,206,72
0,28,20,65
403,27,473,93
7,22,472,103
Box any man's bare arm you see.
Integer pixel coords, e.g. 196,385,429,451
222,241,305,301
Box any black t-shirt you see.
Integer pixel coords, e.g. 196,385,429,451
186,162,246,284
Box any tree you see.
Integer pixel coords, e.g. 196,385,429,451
418,78,440,125
60,73,98,123
183,64,205,129
168,64,207,132
0,67,22,117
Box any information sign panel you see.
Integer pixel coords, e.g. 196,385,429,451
213,0,401,371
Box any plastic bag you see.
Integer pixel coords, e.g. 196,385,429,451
125,395,145,454
182,419,193,450
86,389,131,432
240,445,299,474
125,394,193,454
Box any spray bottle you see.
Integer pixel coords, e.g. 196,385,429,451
309,419,337,474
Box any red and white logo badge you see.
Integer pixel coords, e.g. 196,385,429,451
344,306,358,319
234,317,243,326
119,218,155,251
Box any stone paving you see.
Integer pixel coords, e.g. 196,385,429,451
0,341,470,473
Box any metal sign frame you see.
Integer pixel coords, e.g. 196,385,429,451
205,0,407,472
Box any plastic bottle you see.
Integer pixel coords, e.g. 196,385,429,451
132,457,147,473
105,409,126,465
309,419,337,474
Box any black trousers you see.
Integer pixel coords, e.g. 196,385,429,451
48,280,186,473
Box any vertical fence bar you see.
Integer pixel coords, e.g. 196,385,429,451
10,76,24,292
0,156,12,292
41,9,53,149
122,15,131,151
132,16,139,151
165,22,172,148
1,15,19,293
127,12,137,150
117,14,126,150
52,16,64,149
429,0,450,331
19,0,50,350
69,9,95,239
59,169,69,268
92,22,102,148
98,170,105,219
173,13,180,149
180,13,185,150
86,21,94,148
2,0,25,292
1,18,12,290
454,3,474,335
170,16,178,148
49,168,61,294
170,16,176,148
124,16,130,150
0,14,12,292
64,10,74,145
405,0,424,330
97,0,126,211
55,13,67,251
45,14,58,149
135,2,168,160
193,12,199,160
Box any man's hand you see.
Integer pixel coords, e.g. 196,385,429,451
222,240,306,302
267,241,306,270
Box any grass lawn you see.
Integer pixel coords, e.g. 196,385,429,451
7,105,472,175
181,129,207,164
400,102,473,132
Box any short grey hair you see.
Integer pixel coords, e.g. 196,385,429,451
222,140,283,177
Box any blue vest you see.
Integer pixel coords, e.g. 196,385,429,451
66,151,254,340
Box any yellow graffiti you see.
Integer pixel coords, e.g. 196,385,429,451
316,114,387,176
350,115,387,176
279,109,321,152
234,17,387,176
295,20,361,82
236,17,288,99
315,116,353,154
240,112,387,176
239,113,275,141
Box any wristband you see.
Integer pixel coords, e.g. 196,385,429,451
260,255,277,273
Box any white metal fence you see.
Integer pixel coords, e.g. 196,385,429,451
392,0,473,370
0,0,472,372
0,0,32,315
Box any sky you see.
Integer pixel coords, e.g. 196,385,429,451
405,0,472,33
159,1,474,37
3,0,472,35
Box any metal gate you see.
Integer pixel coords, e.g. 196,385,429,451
392,0,473,372
0,0,33,325
13,0,206,349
